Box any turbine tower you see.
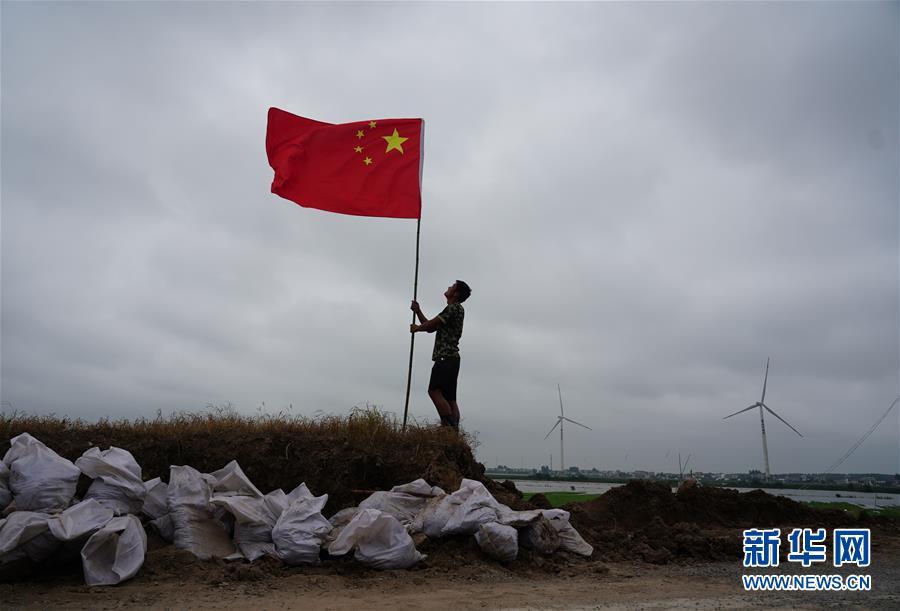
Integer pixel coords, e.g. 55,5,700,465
543,384,592,472
723,358,802,481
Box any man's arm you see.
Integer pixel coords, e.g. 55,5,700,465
410,314,444,334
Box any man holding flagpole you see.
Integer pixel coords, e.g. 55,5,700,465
265,106,433,429
410,280,471,429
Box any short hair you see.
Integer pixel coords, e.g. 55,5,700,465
455,280,472,302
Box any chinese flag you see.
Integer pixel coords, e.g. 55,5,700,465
266,107,423,219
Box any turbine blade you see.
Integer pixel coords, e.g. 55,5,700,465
723,403,759,419
761,357,770,404
558,384,564,418
543,418,562,440
562,417,592,430
762,403,802,437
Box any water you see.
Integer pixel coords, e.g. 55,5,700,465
508,479,900,509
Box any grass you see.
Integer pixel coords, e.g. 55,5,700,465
522,491,601,507
0,404,481,514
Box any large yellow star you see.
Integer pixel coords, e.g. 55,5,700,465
382,128,408,154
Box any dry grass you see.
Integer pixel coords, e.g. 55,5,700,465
0,405,484,514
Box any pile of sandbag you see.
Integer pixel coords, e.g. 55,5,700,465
0,434,148,585
1,434,593,586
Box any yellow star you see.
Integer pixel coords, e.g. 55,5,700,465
356,130,365,139
382,128,408,154
354,146,363,153
363,156,373,166
369,121,377,129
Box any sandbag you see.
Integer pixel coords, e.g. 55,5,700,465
272,493,331,565
76,447,146,515
328,508,424,570
325,507,360,545
0,512,54,562
210,488,287,561
0,461,12,512
141,477,169,520
541,509,593,557
475,522,518,563
518,514,560,554
168,465,235,559
210,460,263,497
47,499,115,542
440,479,503,536
409,493,451,537
359,479,445,525
81,515,147,586
3,433,79,512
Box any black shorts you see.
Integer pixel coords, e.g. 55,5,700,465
428,356,461,401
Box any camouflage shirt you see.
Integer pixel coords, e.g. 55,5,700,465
432,303,465,360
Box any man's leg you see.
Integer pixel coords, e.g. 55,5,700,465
449,401,460,428
428,388,453,426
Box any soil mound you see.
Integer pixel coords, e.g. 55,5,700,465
565,479,872,564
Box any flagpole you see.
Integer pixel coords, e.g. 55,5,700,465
402,217,421,430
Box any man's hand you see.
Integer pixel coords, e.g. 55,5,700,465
410,323,419,334
410,300,422,314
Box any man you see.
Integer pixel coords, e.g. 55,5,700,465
410,280,471,429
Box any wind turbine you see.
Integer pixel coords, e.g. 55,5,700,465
543,384,592,472
723,358,802,481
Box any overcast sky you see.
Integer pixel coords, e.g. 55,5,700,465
2,2,898,475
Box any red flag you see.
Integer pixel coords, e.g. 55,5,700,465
266,107,424,219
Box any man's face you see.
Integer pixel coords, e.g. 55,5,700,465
444,282,457,299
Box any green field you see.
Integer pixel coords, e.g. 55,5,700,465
522,491,601,507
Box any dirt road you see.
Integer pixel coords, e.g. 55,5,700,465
3,538,898,610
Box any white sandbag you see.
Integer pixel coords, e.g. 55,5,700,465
210,493,272,525
210,460,263,497
233,521,275,561
168,465,216,507
3,433,80,512
518,514,560,554
475,522,518,563
141,478,168,519
168,465,235,559
541,509,593,557
47,499,115,541
359,479,445,526
497,508,542,528
328,508,424,570
0,511,51,556
0,512,61,564
391,479,445,498
409,493,451,537
325,507,360,545
272,493,331,565
81,515,147,586
0,461,12,511
76,447,146,515
210,488,291,561
440,479,503,536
